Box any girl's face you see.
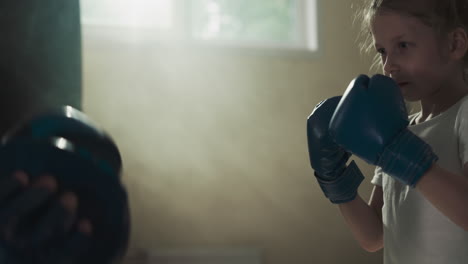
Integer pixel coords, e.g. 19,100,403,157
371,10,453,101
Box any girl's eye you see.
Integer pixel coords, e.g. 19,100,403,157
377,48,386,55
399,42,409,48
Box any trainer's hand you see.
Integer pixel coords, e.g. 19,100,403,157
307,96,364,203
329,74,438,187
0,106,129,264
0,171,92,264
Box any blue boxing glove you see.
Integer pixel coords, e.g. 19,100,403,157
329,74,438,187
307,96,364,204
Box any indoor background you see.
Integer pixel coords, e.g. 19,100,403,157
82,0,384,263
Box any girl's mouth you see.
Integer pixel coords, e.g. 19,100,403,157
398,82,409,88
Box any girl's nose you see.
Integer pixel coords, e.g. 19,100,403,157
383,55,400,76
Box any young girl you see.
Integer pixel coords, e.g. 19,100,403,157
307,0,468,263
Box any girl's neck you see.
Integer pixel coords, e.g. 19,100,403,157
417,78,468,123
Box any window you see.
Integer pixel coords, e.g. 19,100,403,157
80,0,318,52
81,0,174,29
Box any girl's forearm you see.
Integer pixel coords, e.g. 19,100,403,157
338,195,384,252
416,163,468,231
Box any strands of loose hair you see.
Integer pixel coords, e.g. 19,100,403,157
353,0,468,80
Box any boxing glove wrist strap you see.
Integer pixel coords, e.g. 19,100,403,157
315,161,364,204
377,129,439,187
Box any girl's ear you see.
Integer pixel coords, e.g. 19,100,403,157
449,27,468,60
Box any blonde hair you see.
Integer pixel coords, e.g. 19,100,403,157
354,0,468,81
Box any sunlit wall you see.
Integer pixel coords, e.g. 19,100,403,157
82,1,383,263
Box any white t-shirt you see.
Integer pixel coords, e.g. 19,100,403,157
371,95,468,264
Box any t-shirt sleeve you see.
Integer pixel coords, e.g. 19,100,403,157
371,166,383,186
456,98,468,166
